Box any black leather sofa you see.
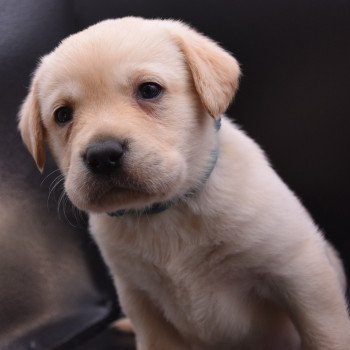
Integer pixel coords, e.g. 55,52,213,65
1,1,349,349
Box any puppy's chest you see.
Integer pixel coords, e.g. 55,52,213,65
92,214,259,342
125,244,251,338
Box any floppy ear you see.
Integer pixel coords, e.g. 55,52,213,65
168,22,241,118
18,75,45,173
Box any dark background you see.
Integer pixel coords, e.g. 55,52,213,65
0,0,349,349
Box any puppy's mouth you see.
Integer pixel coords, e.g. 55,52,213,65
89,175,156,202
65,170,173,213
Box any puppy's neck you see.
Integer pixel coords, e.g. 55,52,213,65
108,118,221,218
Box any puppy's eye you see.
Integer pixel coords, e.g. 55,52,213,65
54,106,73,125
137,82,162,100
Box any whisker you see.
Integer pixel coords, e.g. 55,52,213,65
42,166,87,227
40,168,62,186
71,202,81,226
57,190,66,222
65,178,88,227
47,176,65,207
48,174,64,194
62,193,78,227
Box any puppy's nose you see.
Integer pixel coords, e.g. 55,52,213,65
84,139,123,175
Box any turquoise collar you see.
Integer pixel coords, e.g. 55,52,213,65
108,118,221,217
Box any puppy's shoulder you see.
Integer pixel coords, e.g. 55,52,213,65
218,116,272,181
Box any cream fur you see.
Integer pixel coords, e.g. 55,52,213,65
18,17,350,350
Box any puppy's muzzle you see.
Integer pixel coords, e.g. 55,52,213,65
83,139,124,175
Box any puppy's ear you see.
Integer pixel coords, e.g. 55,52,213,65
168,22,241,118
18,74,45,173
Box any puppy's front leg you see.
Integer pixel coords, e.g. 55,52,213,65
273,241,350,350
115,276,190,350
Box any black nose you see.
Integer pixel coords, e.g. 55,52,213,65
84,139,124,175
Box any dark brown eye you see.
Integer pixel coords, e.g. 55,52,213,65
137,82,162,100
54,106,73,125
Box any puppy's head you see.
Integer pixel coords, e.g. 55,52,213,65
18,17,240,213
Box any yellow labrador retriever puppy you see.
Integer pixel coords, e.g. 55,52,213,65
18,17,350,350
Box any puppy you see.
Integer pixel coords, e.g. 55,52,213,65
18,17,350,350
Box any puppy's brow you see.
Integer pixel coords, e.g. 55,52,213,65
40,82,82,118
120,64,178,86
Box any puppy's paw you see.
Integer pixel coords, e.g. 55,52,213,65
112,317,134,333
